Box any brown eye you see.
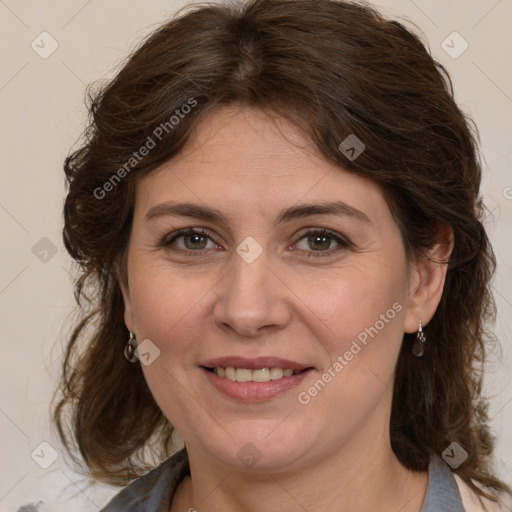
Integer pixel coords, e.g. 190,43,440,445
306,233,333,251
295,229,350,258
182,232,208,250
162,228,218,254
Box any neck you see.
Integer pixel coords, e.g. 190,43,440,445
173,432,428,512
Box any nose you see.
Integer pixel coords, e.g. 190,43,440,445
213,247,292,338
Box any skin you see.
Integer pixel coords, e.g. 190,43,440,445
121,105,453,512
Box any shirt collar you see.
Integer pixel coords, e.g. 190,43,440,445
421,454,465,511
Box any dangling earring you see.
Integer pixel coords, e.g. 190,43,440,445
412,320,426,357
124,332,138,363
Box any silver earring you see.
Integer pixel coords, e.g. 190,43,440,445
124,332,138,363
412,320,426,357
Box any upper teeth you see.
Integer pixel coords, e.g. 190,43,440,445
215,367,295,382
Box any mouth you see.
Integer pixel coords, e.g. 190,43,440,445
202,366,308,382
200,357,315,402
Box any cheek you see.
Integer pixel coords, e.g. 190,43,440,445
303,259,406,354
127,258,209,354
291,265,406,433
126,261,213,429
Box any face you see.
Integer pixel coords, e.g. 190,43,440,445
121,105,423,473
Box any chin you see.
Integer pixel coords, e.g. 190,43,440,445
194,426,315,473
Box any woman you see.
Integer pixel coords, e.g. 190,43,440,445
18,0,511,510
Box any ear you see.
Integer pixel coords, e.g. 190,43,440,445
403,223,454,333
116,259,136,334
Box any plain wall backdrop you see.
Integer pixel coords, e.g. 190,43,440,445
1,0,511,510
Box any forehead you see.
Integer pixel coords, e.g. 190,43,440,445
134,105,387,225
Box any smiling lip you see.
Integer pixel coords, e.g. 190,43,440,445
201,356,311,372
200,356,314,402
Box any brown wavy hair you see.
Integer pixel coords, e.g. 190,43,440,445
54,0,511,503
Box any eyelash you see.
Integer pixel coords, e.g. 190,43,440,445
159,227,351,259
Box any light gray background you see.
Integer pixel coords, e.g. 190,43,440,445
1,0,511,510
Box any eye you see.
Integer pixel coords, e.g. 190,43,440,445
161,228,219,254
159,227,350,258
294,228,350,258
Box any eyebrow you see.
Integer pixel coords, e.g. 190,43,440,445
144,200,371,225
